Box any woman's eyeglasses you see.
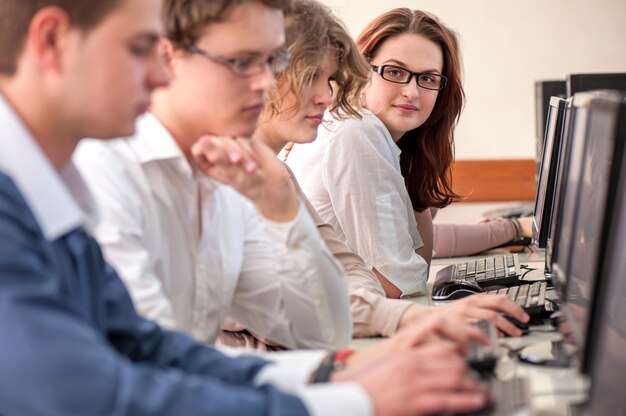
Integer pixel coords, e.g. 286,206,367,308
371,64,447,91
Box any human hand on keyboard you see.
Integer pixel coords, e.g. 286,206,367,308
350,315,490,370
336,342,489,416
437,294,530,337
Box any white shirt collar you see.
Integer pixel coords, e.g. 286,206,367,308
360,109,402,160
129,113,215,187
0,94,95,240
128,113,187,164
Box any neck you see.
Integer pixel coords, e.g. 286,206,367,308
150,89,197,164
253,122,287,155
1,78,78,171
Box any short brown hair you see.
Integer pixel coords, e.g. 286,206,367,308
163,0,291,49
357,8,464,210
0,0,122,75
263,0,369,121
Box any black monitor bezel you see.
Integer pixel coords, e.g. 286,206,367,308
532,96,567,248
544,98,574,279
567,72,626,97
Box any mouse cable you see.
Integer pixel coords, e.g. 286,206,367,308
519,264,538,280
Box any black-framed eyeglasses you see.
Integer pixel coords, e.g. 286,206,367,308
371,64,447,91
187,45,291,78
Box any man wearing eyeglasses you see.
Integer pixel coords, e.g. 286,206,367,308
73,0,351,350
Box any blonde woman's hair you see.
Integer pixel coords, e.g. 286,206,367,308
263,0,370,120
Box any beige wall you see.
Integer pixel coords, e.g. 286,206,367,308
318,0,626,160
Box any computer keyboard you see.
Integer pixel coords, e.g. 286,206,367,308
481,202,534,220
467,320,499,374
485,377,530,416
486,281,547,316
435,254,521,288
460,377,530,416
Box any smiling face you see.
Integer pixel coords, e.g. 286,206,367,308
257,51,338,151
162,0,285,152
364,33,443,141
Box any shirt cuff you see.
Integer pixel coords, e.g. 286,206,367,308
252,350,327,392
296,382,374,416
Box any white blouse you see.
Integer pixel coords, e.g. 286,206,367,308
286,111,428,296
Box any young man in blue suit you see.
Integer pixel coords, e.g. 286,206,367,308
0,0,489,415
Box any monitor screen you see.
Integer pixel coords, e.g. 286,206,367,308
567,72,626,97
562,94,621,356
532,97,567,248
586,97,626,414
550,103,588,292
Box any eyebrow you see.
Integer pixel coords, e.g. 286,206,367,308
132,33,161,44
383,59,442,75
220,44,287,57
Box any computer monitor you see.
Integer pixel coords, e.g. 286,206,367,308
548,98,588,293
544,98,573,279
532,96,567,248
559,91,626,373
567,72,626,97
518,92,625,370
585,98,626,413
535,80,566,175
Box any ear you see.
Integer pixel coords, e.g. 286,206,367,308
27,6,72,73
159,38,178,79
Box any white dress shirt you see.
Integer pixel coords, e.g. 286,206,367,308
73,113,352,349
0,95,372,416
286,111,428,296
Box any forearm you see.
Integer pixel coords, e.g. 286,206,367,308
433,219,516,258
233,203,351,349
349,280,413,337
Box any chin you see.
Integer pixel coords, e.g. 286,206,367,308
291,135,316,144
92,123,136,140
229,123,258,138
290,129,317,144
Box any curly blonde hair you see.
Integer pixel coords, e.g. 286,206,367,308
262,0,370,121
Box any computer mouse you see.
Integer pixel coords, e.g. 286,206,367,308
503,315,530,336
432,279,485,301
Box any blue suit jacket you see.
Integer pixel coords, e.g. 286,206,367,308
0,172,309,415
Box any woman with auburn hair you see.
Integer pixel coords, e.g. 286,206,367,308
226,0,528,344
286,8,532,299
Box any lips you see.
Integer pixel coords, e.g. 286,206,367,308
305,114,324,124
243,103,265,114
393,104,418,112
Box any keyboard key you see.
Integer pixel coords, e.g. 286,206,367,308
434,255,522,294
485,281,547,316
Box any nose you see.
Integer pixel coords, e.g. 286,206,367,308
147,48,171,90
249,64,276,95
401,77,420,100
313,80,333,107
